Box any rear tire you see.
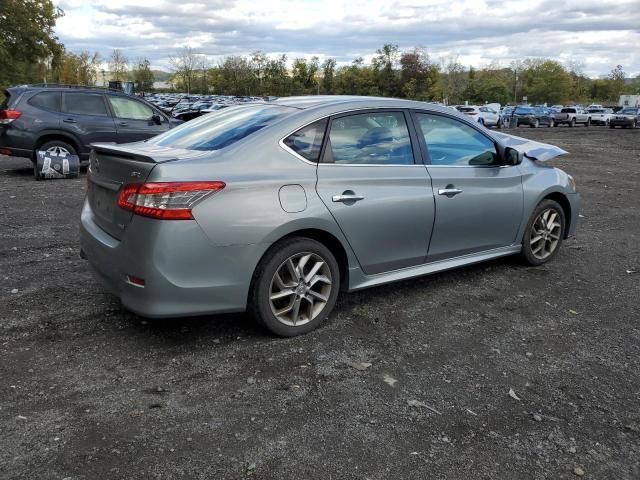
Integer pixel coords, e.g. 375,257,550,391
249,237,340,337
35,140,78,162
520,199,566,267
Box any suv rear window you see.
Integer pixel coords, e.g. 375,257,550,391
64,93,108,116
148,105,292,151
28,92,61,111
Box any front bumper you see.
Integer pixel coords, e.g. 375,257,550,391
80,200,268,318
610,119,635,127
566,192,580,238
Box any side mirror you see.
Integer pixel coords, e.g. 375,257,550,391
504,147,522,165
151,114,162,125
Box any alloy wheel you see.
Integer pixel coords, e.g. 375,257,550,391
45,146,71,156
269,252,332,327
529,209,562,260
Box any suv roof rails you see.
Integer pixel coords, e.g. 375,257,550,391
21,83,124,93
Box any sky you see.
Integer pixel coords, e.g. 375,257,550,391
52,0,640,77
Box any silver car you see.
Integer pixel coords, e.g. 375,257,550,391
80,96,580,336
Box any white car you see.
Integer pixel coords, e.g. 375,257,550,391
586,108,613,126
457,104,501,128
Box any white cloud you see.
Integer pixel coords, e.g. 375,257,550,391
52,0,640,76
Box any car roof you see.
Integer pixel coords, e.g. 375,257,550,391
8,84,130,96
269,95,450,112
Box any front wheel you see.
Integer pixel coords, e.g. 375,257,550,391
585,118,591,127
520,200,566,266
548,119,554,128
249,237,340,336
570,118,576,127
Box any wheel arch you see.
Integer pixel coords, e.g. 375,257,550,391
543,191,572,239
263,228,351,292
34,132,81,157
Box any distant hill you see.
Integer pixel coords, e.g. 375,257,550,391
152,70,171,82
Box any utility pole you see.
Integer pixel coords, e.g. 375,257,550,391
513,71,518,105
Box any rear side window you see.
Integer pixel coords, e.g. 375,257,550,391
28,92,61,111
108,96,154,120
324,111,414,165
148,105,292,151
64,93,108,116
283,119,327,162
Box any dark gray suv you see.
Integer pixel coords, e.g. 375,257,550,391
0,84,181,163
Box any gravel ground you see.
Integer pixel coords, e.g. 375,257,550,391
1,126,639,480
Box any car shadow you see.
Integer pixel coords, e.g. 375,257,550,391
120,254,525,343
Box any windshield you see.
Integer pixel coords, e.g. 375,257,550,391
515,107,533,114
148,104,292,151
621,108,638,114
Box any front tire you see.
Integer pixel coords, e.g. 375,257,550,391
521,200,566,266
570,118,576,127
249,237,340,336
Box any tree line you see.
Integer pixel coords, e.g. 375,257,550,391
1,0,638,105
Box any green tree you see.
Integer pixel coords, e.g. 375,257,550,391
109,49,129,82
321,58,337,94
0,0,64,88
133,58,154,93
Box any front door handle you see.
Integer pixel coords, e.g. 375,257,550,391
332,194,365,203
62,118,77,124
118,122,128,127
438,188,463,197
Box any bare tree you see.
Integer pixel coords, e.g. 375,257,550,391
169,47,198,94
109,49,128,81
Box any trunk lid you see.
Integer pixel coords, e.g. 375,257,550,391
87,143,211,239
493,132,568,162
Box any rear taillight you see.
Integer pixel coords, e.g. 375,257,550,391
0,109,21,125
117,181,225,220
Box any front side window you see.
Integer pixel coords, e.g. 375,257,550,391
64,93,108,116
108,97,154,120
29,92,61,111
415,113,498,167
323,111,414,165
147,104,292,151
283,119,327,162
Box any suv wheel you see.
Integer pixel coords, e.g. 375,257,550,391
521,199,566,266
36,140,77,161
249,237,340,337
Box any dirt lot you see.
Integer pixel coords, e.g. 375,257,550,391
1,126,639,480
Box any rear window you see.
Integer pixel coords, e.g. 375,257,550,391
561,108,576,113
515,107,533,114
458,107,476,113
148,105,292,151
28,92,62,111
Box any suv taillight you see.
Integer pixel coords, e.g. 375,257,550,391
117,181,225,220
0,109,21,125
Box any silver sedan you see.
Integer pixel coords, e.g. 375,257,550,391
80,96,580,336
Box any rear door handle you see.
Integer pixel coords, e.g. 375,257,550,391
438,188,463,197
332,194,365,203
62,118,77,124
118,122,128,127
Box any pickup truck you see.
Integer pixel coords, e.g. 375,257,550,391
553,107,591,127
586,108,614,126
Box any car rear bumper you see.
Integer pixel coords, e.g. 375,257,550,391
79,200,267,318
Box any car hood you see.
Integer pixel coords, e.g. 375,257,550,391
492,132,568,162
